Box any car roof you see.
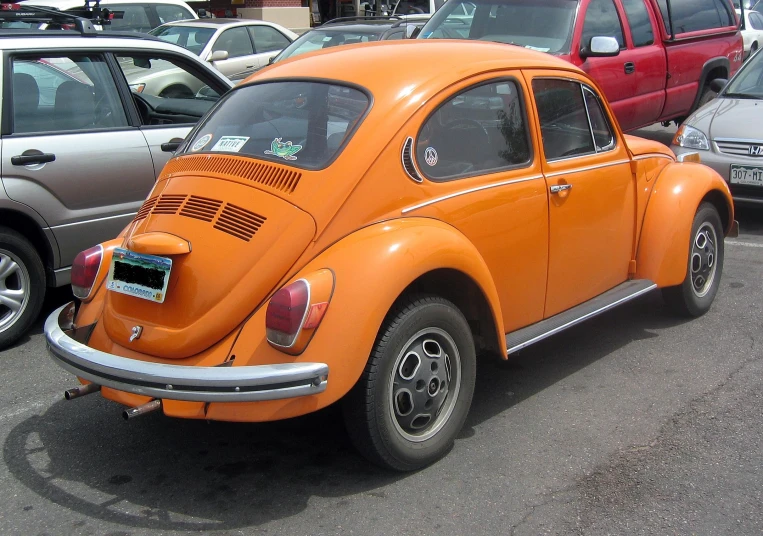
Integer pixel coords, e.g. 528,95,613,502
254,39,581,93
159,18,262,27
18,0,198,12
0,30,206,54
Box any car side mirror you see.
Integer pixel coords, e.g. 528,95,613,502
709,78,728,93
208,50,229,62
580,36,620,59
197,8,207,17
268,55,276,65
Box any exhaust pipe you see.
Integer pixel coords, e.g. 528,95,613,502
122,399,161,421
64,383,101,400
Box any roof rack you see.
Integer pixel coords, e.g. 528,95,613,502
321,15,403,25
0,1,119,35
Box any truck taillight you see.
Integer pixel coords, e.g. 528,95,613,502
71,245,103,300
265,270,334,354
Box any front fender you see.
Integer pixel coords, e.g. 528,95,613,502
212,218,506,421
635,162,733,287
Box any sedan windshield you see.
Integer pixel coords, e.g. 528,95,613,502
149,25,217,56
183,81,370,169
420,0,579,55
724,50,763,99
275,30,383,62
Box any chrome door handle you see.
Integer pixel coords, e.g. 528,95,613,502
550,184,572,194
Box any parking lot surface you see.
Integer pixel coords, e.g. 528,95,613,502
1,127,762,535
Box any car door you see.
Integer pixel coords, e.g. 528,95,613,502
111,51,230,176
1,52,155,270
247,25,293,67
410,75,549,332
574,0,643,130
209,26,258,77
528,73,635,317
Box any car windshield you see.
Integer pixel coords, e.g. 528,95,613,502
420,0,579,55
275,29,383,62
149,25,217,55
183,81,370,169
724,49,763,99
392,0,445,14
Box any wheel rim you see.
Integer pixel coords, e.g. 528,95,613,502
690,222,718,298
389,327,461,443
0,249,30,332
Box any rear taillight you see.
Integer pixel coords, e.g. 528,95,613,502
71,245,103,300
265,270,334,354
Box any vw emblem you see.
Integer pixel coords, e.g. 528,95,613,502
424,147,438,167
749,145,763,156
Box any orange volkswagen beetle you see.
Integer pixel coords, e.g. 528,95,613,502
46,40,736,471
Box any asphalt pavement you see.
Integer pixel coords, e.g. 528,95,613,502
0,125,761,535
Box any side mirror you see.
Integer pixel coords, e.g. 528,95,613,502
580,36,620,59
197,8,207,17
207,50,229,62
709,78,728,93
268,55,276,65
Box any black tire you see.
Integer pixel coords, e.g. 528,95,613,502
697,85,718,108
343,295,476,471
0,227,45,350
662,202,724,317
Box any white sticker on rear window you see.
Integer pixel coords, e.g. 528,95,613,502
191,133,212,151
211,136,250,153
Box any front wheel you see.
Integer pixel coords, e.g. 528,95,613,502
662,202,724,317
343,295,476,471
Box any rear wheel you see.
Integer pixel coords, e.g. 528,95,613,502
343,295,476,471
0,227,45,349
697,85,718,108
662,203,724,317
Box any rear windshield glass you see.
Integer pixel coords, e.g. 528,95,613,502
183,81,370,169
276,30,382,62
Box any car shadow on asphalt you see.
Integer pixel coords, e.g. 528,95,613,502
2,291,693,531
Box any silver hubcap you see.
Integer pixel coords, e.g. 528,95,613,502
389,328,461,442
0,249,30,332
690,222,718,298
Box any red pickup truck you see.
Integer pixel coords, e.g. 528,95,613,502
420,0,744,132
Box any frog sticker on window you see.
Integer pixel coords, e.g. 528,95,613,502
264,138,303,161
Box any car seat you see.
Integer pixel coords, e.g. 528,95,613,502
54,81,95,131
12,73,41,133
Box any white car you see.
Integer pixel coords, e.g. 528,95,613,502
149,19,297,79
738,8,763,57
19,0,198,32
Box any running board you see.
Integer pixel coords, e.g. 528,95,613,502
505,279,657,354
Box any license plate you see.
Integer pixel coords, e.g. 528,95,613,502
730,164,763,186
106,248,172,303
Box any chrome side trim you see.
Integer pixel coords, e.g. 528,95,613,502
50,212,138,229
53,266,72,287
714,137,763,144
545,159,630,178
507,283,657,354
401,174,543,214
45,303,329,403
632,153,675,161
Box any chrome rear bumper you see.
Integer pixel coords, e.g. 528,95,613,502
45,303,329,403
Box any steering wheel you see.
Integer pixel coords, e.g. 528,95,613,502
408,6,425,13
443,118,491,150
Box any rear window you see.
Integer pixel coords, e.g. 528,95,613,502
183,81,370,169
656,0,735,35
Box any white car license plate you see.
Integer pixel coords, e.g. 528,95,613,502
730,164,763,186
106,248,172,303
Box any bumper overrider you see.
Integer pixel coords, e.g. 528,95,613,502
45,303,329,403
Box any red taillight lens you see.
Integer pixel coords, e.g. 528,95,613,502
71,245,103,300
266,280,309,346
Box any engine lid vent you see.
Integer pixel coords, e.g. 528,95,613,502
152,194,187,215
179,195,223,222
214,203,267,242
135,196,158,221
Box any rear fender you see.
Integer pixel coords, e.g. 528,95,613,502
635,162,733,287
219,218,506,418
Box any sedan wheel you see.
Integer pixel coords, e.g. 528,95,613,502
344,295,476,471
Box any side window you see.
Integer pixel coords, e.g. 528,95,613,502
385,30,406,40
104,5,152,32
581,0,625,49
621,0,654,46
751,12,763,29
155,4,195,24
532,79,595,160
11,55,128,134
213,27,255,58
583,87,615,151
248,26,292,53
114,54,223,125
416,80,531,181
656,0,731,34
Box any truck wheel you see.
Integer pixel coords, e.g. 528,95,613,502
0,227,45,349
662,203,724,317
343,295,476,471
697,85,718,108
